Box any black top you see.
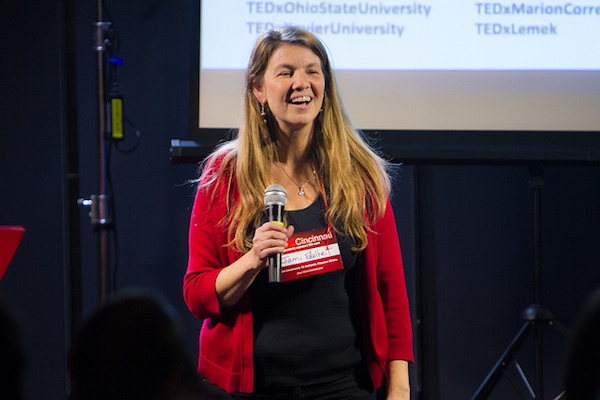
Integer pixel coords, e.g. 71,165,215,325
250,196,364,388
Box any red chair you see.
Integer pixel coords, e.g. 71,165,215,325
0,226,25,280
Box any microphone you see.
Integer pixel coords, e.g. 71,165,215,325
264,184,287,283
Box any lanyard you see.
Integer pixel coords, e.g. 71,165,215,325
319,177,332,250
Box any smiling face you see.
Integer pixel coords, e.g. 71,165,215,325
252,43,325,137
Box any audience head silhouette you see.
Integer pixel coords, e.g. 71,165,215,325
562,287,600,400
69,289,210,400
0,295,26,400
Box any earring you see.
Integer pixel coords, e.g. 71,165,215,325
260,103,267,124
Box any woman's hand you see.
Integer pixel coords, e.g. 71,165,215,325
215,222,294,308
249,222,295,269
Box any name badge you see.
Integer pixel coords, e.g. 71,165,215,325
280,227,344,282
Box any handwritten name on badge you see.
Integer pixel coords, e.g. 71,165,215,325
280,228,344,282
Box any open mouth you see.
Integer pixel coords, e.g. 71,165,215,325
290,95,312,105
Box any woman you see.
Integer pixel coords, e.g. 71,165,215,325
184,26,413,399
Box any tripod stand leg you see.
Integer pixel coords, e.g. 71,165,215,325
472,322,532,400
535,322,544,400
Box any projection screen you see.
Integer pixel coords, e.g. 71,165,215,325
168,0,600,164
195,0,600,133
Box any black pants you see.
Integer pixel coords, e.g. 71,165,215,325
231,370,376,400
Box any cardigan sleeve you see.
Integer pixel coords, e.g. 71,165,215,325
183,154,242,321
183,183,228,320
374,199,414,363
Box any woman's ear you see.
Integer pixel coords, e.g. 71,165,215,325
252,80,265,104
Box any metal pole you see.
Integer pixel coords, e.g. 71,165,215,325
530,165,544,399
77,0,113,305
95,0,110,303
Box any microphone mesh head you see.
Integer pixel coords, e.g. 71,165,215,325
264,184,287,206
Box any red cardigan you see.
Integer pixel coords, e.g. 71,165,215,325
183,170,414,393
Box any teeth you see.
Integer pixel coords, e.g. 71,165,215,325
291,96,312,103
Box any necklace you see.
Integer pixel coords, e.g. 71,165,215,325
276,164,316,196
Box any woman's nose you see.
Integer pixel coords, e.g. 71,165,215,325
292,72,309,90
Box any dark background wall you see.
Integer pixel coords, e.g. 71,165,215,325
1,1,599,399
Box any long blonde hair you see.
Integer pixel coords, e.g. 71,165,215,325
199,26,391,253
